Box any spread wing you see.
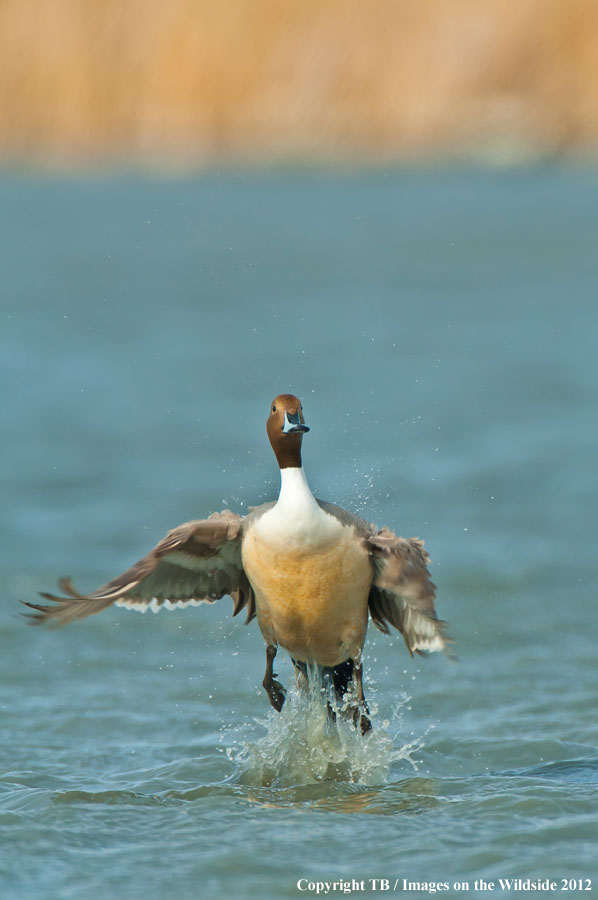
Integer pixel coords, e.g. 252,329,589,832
366,526,451,656
22,510,255,627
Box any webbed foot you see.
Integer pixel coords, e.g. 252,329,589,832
266,677,286,712
263,644,286,712
352,707,372,735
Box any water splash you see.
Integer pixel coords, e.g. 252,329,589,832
227,674,428,788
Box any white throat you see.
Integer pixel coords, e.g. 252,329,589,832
256,466,339,547
276,466,319,514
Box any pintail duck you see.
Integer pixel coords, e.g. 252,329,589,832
25,394,449,733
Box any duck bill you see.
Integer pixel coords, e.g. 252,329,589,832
282,411,310,434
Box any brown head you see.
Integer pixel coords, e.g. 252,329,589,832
266,394,309,469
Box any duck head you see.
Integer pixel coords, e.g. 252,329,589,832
267,394,309,469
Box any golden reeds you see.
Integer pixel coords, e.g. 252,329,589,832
1,0,597,165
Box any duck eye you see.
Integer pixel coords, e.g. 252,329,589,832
272,405,276,413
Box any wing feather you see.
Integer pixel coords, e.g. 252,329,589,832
23,510,255,627
366,526,452,657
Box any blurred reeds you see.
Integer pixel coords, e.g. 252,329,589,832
1,0,598,166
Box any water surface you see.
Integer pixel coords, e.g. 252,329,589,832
1,168,597,898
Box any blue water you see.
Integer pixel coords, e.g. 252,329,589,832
1,167,597,899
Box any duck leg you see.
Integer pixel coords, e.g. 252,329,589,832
291,658,308,692
263,644,286,711
351,662,372,735
287,657,371,734
329,659,371,733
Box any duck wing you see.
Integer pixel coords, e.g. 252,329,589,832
366,526,451,656
23,510,255,626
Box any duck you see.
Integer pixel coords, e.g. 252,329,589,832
24,394,449,733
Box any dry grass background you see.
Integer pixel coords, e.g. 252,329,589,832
1,0,598,166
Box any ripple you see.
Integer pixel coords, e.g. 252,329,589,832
501,755,598,784
52,789,168,807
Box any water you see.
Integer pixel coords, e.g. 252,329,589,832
1,167,597,898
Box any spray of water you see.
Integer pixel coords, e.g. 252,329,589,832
227,669,429,787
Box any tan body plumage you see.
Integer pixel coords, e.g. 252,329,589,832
242,520,371,668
